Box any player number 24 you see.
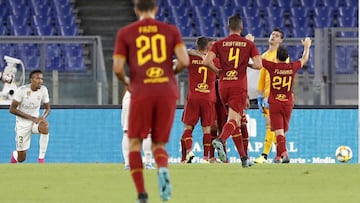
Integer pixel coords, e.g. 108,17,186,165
272,76,292,92
136,34,167,66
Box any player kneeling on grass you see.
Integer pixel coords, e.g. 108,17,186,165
9,69,51,164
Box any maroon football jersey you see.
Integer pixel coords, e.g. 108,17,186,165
262,60,302,105
211,34,259,91
187,55,216,102
113,18,184,98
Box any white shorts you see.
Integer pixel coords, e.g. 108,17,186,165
15,121,39,151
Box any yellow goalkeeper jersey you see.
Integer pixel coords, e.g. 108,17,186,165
258,49,289,98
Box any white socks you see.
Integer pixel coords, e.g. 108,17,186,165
122,133,153,165
39,133,49,159
122,133,130,166
142,136,152,165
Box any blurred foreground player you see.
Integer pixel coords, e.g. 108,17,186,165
121,89,154,170
112,0,189,202
9,69,50,164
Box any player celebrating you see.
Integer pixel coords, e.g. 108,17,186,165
121,89,154,170
9,69,50,164
112,0,189,202
180,37,216,163
262,38,311,163
254,28,289,164
203,14,262,167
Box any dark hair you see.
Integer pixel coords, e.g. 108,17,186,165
228,14,243,32
273,28,284,39
196,36,208,51
134,0,157,12
277,46,289,61
29,69,43,79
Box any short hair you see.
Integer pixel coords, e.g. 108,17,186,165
134,0,156,12
29,69,43,79
228,14,243,32
277,46,289,61
273,28,284,39
196,36,208,51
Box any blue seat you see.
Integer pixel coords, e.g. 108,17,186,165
314,7,334,17
32,15,51,27
46,56,64,71
335,47,354,74
34,24,56,35
0,5,8,17
338,16,357,27
189,0,206,7
65,56,86,72
290,7,310,18
32,4,52,16
22,56,40,70
53,2,73,17
63,44,84,57
293,27,314,37
338,7,357,18
58,25,78,36
264,7,285,18
8,15,27,26
278,0,300,8
241,7,261,18
56,15,76,27
300,0,317,7
291,16,311,28
11,25,32,35
313,17,333,27
31,0,50,6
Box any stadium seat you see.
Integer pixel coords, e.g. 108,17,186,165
63,44,84,57
290,7,310,18
65,55,86,72
58,25,78,36
300,0,317,7
32,4,52,16
8,15,28,26
34,23,56,36
338,16,357,27
264,7,286,18
31,0,50,6
338,7,357,18
241,7,261,18
292,27,314,37
291,16,311,28
313,17,333,27
53,2,73,17
0,5,8,18
21,56,40,70
314,7,334,17
32,15,51,27
335,47,354,74
11,25,33,35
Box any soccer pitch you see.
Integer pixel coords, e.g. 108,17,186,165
0,164,359,203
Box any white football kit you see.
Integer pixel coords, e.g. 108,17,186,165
13,84,50,151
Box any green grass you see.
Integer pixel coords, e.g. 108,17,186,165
0,163,359,203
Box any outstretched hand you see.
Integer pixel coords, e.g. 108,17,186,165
245,34,255,42
301,37,312,48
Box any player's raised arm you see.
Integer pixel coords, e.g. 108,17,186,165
174,44,189,74
299,37,312,67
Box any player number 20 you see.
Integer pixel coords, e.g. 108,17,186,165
136,34,167,66
272,76,292,92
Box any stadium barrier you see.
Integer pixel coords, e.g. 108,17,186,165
0,106,357,164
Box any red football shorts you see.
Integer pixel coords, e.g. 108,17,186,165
219,87,247,114
128,96,177,143
269,103,293,132
182,99,215,127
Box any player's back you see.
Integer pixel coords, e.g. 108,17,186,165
187,55,216,102
212,34,259,89
117,18,183,98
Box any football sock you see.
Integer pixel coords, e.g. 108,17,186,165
153,148,168,168
122,133,130,165
180,139,186,162
129,151,145,194
218,119,237,143
231,127,247,158
262,124,275,155
181,129,193,152
276,135,287,157
241,124,249,157
142,136,152,164
39,133,49,159
203,133,212,160
209,130,217,158
11,150,18,162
